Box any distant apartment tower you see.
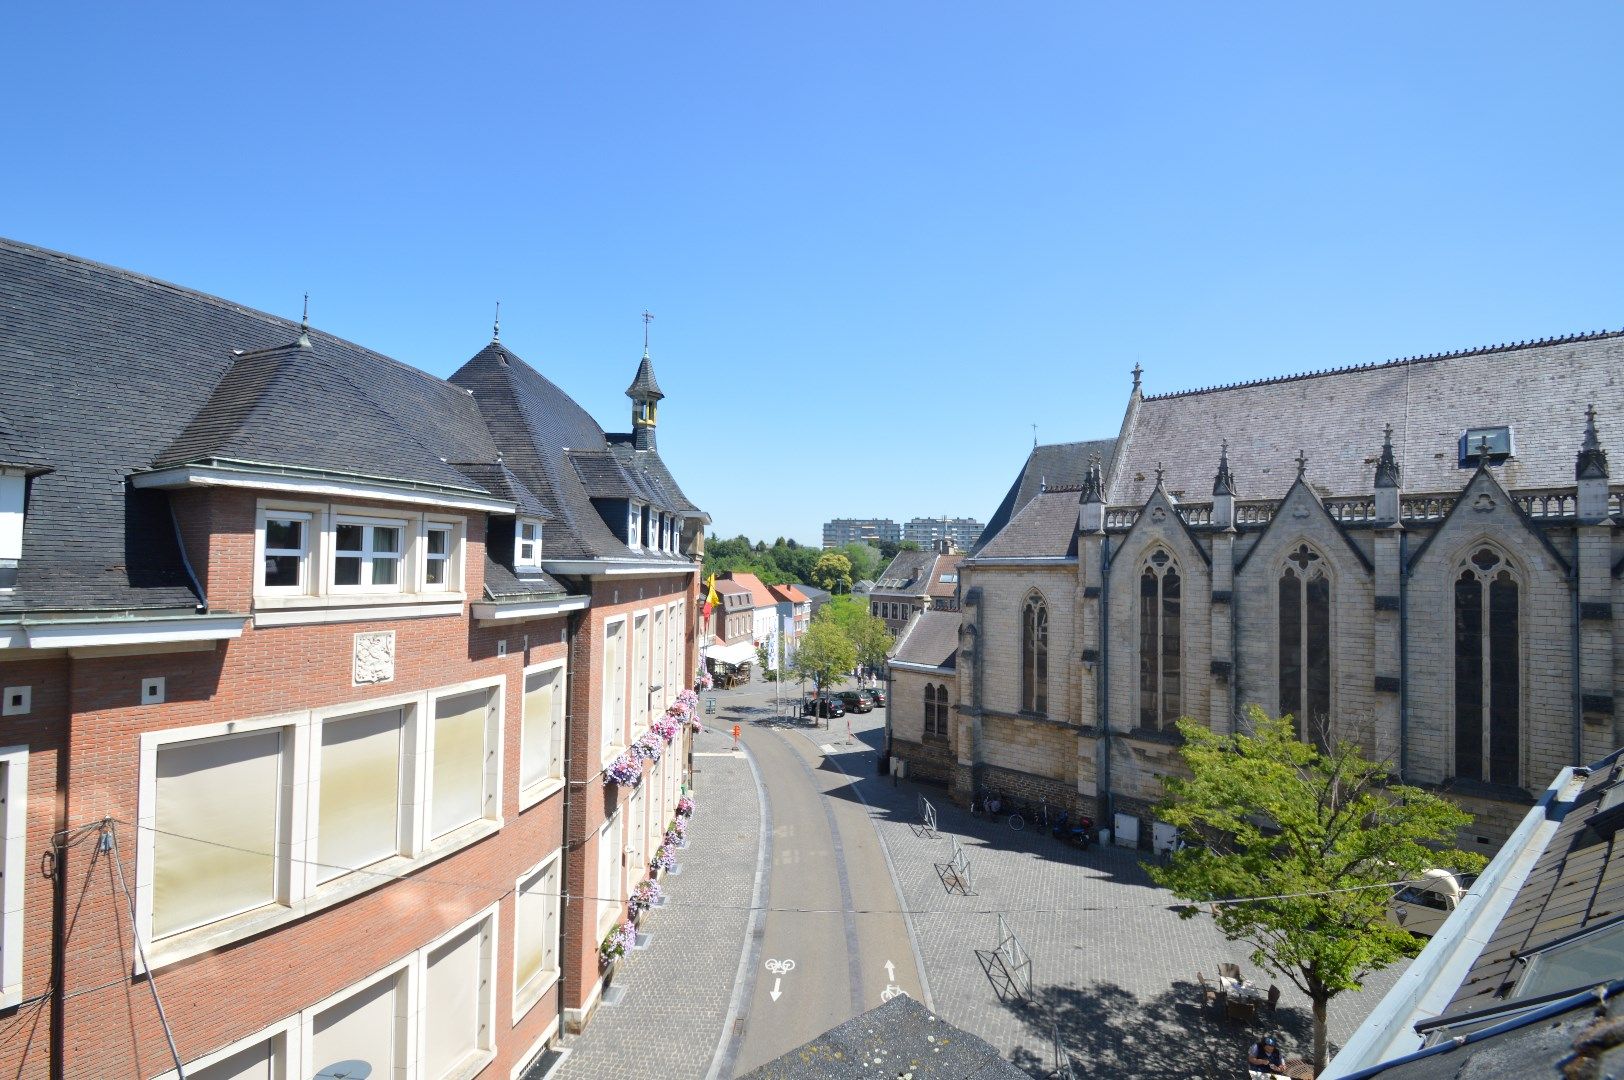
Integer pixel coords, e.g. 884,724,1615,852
823,517,901,547
903,516,984,550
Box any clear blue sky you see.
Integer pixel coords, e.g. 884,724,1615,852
5,4,1621,545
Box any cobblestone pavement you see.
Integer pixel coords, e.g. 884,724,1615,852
556,714,763,1080
816,710,1410,1080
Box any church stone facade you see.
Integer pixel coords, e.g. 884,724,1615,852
904,332,1624,853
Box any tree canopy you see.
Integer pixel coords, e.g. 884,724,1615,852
810,552,854,594
789,618,856,694
822,595,894,671
1150,707,1485,1072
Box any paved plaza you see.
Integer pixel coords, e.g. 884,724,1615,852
554,681,1407,1078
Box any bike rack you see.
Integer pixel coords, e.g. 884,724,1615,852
915,795,938,838
974,912,1033,1003
933,835,974,895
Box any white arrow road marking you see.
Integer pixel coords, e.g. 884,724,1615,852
884,960,895,981
770,977,782,1002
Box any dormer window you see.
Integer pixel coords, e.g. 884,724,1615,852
0,470,25,590
516,518,543,568
641,505,653,548
627,505,641,549
1460,426,1513,466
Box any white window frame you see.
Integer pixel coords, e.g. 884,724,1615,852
423,520,458,593
519,657,567,811
0,747,28,1008
601,614,628,763
417,905,498,1079
626,504,640,549
257,507,315,596
0,470,25,592
632,610,650,733
425,677,505,842
154,1016,297,1080
303,951,413,1080
513,848,563,1019
137,681,505,972
332,512,409,594
597,810,624,938
515,518,544,568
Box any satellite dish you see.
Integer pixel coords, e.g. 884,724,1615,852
314,1061,371,1080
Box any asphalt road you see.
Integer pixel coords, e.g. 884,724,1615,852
712,679,923,1077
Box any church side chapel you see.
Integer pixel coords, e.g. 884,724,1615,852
901,332,1624,853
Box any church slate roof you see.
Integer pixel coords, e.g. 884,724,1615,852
969,489,1081,560
976,438,1116,555
1110,331,1624,507
0,236,504,614
891,608,959,670
449,342,699,565
625,353,664,400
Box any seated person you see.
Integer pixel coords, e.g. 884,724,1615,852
1247,1034,1287,1075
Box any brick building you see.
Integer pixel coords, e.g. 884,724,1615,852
892,336,1624,856
869,543,964,635
0,238,704,1078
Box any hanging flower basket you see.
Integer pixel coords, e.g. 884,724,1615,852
650,844,675,872
604,752,643,788
652,716,681,742
632,731,664,764
634,878,663,910
677,795,695,818
599,920,636,966
676,688,699,714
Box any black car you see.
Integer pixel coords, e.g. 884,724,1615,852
836,690,873,713
803,694,845,719
859,687,886,708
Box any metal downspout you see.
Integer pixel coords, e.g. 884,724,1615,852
1098,536,1113,826
1570,535,1582,764
1398,531,1409,781
556,606,585,1048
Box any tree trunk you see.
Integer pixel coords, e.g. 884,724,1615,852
1312,994,1329,1074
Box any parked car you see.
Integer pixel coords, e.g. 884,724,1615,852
859,687,886,708
803,694,845,719
1388,869,1477,936
837,690,873,713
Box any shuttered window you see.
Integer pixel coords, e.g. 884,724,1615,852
318,709,402,882
424,921,486,1077
431,691,490,838
153,730,281,938
521,666,564,797
515,856,561,1013
312,972,400,1078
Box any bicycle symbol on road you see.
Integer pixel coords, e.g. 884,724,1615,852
765,958,796,975
881,984,907,1003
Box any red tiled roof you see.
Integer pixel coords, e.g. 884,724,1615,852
769,583,808,604
725,571,778,609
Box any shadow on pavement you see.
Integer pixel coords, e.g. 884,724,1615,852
1004,979,1322,1080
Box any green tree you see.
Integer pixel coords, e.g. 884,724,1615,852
1150,708,1484,1073
877,538,921,561
821,596,894,672
811,552,853,594
839,542,881,583
790,619,856,704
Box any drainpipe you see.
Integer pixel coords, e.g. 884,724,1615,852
556,606,584,1047
1570,535,1582,764
1098,536,1113,826
1398,532,1409,781
49,657,69,1080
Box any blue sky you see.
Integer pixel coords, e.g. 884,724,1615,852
5,4,1621,544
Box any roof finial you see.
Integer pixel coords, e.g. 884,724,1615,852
641,309,654,356
493,300,501,342
1080,452,1103,503
1154,461,1165,486
1577,404,1608,480
1032,423,1038,449
1295,449,1307,478
1132,362,1143,393
1375,423,1401,488
1212,439,1236,497
297,292,311,348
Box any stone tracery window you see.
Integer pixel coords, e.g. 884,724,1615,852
1454,546,1520,786
1139,549,1182,730
924,683,949,738
1021,594,1048,715
1279,543,1332,750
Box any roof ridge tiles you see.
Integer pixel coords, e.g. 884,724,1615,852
1141,327,1624,402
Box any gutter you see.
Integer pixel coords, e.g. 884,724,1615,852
960,556,1078,568
1322,765,1586,1077
541,558,697,578
471,594,590,623
167,499,207,611
1,611,247,651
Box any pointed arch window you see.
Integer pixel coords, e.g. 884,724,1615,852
1139,550,1182,730
924,683,949,739
1021,595,1048,715
1279,543,1332,750
1454,548,1520,786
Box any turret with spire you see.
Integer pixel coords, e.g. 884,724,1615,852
1212,441,1236,528
1577,404,1610,523
1374,423,1402,524
627,310,664,451
1079,452,1105,533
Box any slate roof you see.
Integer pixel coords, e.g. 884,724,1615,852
481,558,568,602
874,549,933,592
0,237,503,614
891,608,959,670
1111,331,1624,506
714,579,751,599
449,462,551,519
976,438,1116,555
449,342,700,564
1443,746,1624,1017
624,352,664,400
738,994,1025,1079
970,489,1082,560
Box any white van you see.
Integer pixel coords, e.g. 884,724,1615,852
1388,869,1471,937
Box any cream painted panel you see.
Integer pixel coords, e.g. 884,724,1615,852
318,708,402,881
190,1038,273,1080
153,730,281,938
432,691,489,837
312,974,397,1077
424,923,482,1077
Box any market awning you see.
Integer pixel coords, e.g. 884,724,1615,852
705,638,757,666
